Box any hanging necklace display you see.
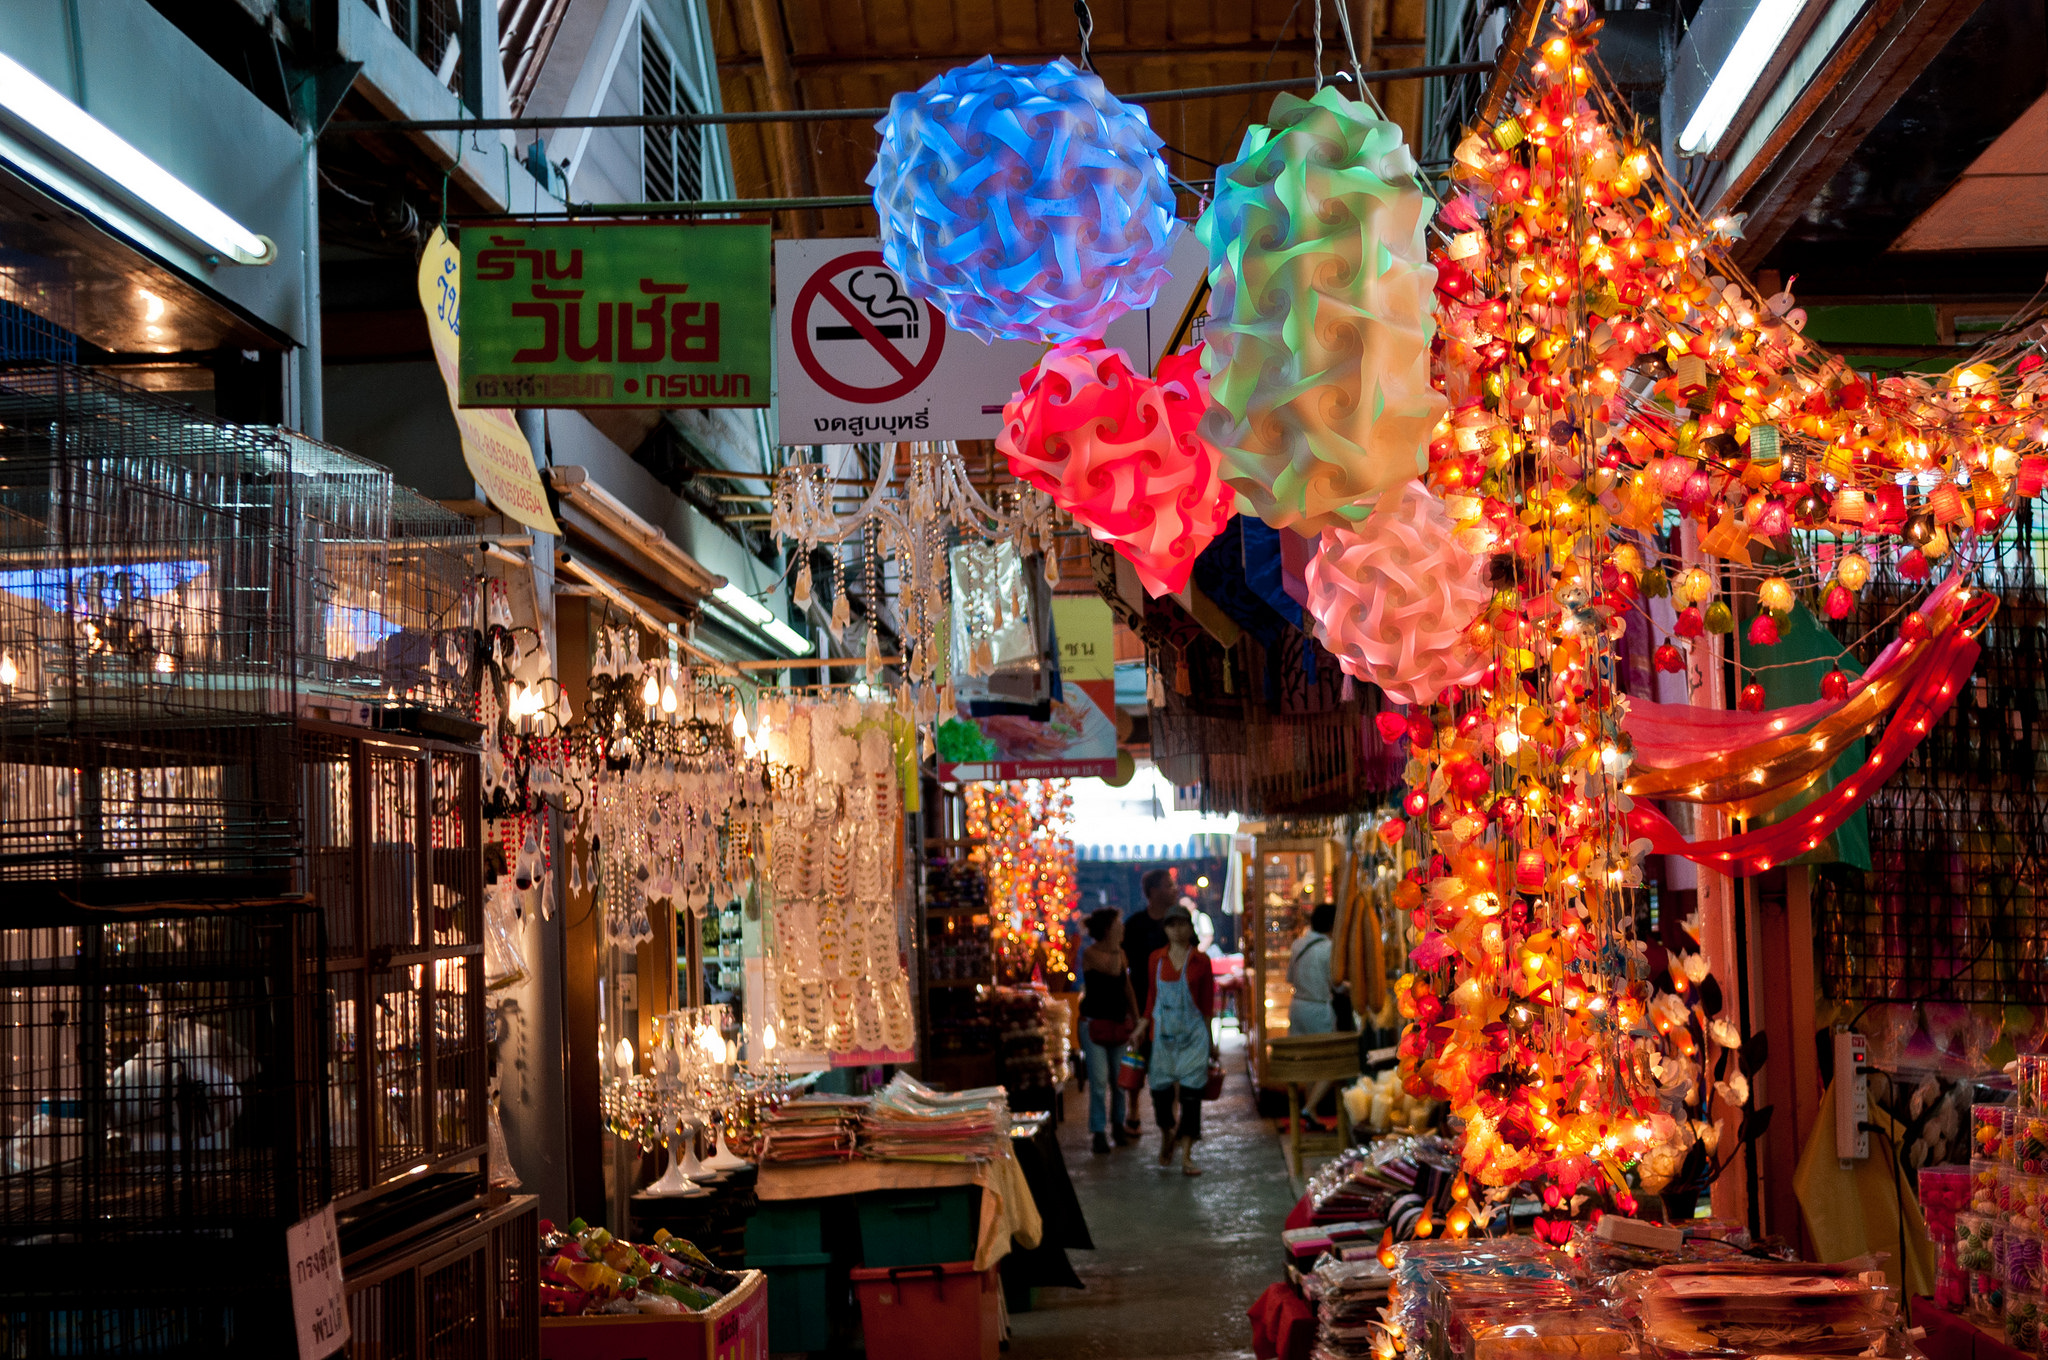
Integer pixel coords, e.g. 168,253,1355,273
758,691,917,1060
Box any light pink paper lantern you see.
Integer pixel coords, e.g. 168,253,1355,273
1302,479,1491,705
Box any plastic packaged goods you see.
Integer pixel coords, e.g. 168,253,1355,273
1970,1269,2004,1321
1959,1213,2000,1272
1976,1103,2013,1163
1974,1158,2004,1214
538,1220,740,1317
2019,1055,2048,1115
1307,1256,1401,1360
2007,1173,2048,1231
1465,1315,1636,1360
1920,1165,1971,1243
2007,1228,2045,1293
1933,1239,1968,1312
1633,1260,1896,1356
2018,1110,2048,1176
2007,1288,2044,1352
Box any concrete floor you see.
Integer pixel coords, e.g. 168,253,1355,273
1009,1031,1299,1360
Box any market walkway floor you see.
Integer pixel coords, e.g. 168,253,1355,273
1009,1031,1297,1360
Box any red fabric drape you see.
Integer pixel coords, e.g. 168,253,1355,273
1627,626,1981,876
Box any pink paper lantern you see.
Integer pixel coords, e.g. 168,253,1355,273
1302,479,1491,706
998,341,1234,596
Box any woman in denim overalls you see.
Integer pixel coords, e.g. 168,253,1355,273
1141,906,1217,1176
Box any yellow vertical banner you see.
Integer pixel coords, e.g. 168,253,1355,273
416,227,562,536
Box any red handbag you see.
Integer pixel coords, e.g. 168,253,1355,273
1201,1053,1225,1101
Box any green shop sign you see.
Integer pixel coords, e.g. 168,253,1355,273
458,220,770,408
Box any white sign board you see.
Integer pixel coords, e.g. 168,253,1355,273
774,234,1208,446
287,1204,350,1359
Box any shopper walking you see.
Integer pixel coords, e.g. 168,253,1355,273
1285,901,1346,1130
1119,868,1176,1140
1077,908,1141,1155
1142,905,1216,1176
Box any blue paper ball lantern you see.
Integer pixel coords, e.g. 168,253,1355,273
868,57,1181,345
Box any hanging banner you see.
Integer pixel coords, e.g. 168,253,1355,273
458,220,770,409
416,227,561,536
938,594,1118,782
773,233,1206,445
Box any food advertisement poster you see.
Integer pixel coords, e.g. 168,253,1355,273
937,595,1117,782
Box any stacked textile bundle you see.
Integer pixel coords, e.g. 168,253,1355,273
758,1094,868,1164
861,1074,1010,1163
1307,1135,1459,1232
1304,1256,1397,1360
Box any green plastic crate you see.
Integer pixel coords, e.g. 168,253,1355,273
745,1202,825,1258
854,1187,981,1268
746,1251,833,1353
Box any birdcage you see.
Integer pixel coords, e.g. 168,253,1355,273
292,432,481,725
0,902,326,1244
343,1195,539,1360
299,723,487,1205
0,367,302,894
0,367,485,895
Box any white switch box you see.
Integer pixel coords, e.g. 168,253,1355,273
1835,1031,1869,1163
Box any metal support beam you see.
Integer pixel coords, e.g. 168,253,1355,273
1722,0,1987,267
336,62,1493,133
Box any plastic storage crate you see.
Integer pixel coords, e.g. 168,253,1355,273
745,1251,832,1352
743,1201,824,1257
855,1187,980,1268
850,1262,1000,1360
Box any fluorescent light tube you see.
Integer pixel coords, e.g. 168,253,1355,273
0,52,274,264
1678,0,1806,155
762,619,814,656
712,584,776,627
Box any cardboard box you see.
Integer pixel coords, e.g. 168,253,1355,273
541,1270,767,1360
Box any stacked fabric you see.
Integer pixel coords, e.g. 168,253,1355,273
861,1073,1010,1163
1304,1256,1396,1360
757,1094,868,1164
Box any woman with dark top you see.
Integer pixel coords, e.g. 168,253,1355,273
1078,907,1142,1154
1143,905,1217,1176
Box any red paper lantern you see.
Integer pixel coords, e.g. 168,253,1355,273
1653,643,1684,673
1737,683,1767,713
998,341,1233,597
1824,585,1853,619
1515,848,1547,889
1747,614,1780,647
1820,669,1850,701
1901,611,1933,642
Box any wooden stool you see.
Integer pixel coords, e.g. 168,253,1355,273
1265,1032,1361,1180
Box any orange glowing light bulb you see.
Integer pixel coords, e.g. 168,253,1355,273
1378,1226,1397,1269
1413,1206,1435,1238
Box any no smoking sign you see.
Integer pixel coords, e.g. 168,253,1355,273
775,239,1041,446
791,251,946,404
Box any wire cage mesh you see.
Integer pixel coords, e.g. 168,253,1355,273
0,367,482,892
0,903,327,1243
293,433,481,721
0,367,300,890
299,726,486,1203
1815,518,2048,1003
343,1196,538,1360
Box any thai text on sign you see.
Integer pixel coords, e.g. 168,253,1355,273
458,220,770,409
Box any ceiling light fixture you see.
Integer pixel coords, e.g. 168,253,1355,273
1677,0,1807,156
0,52,275,264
